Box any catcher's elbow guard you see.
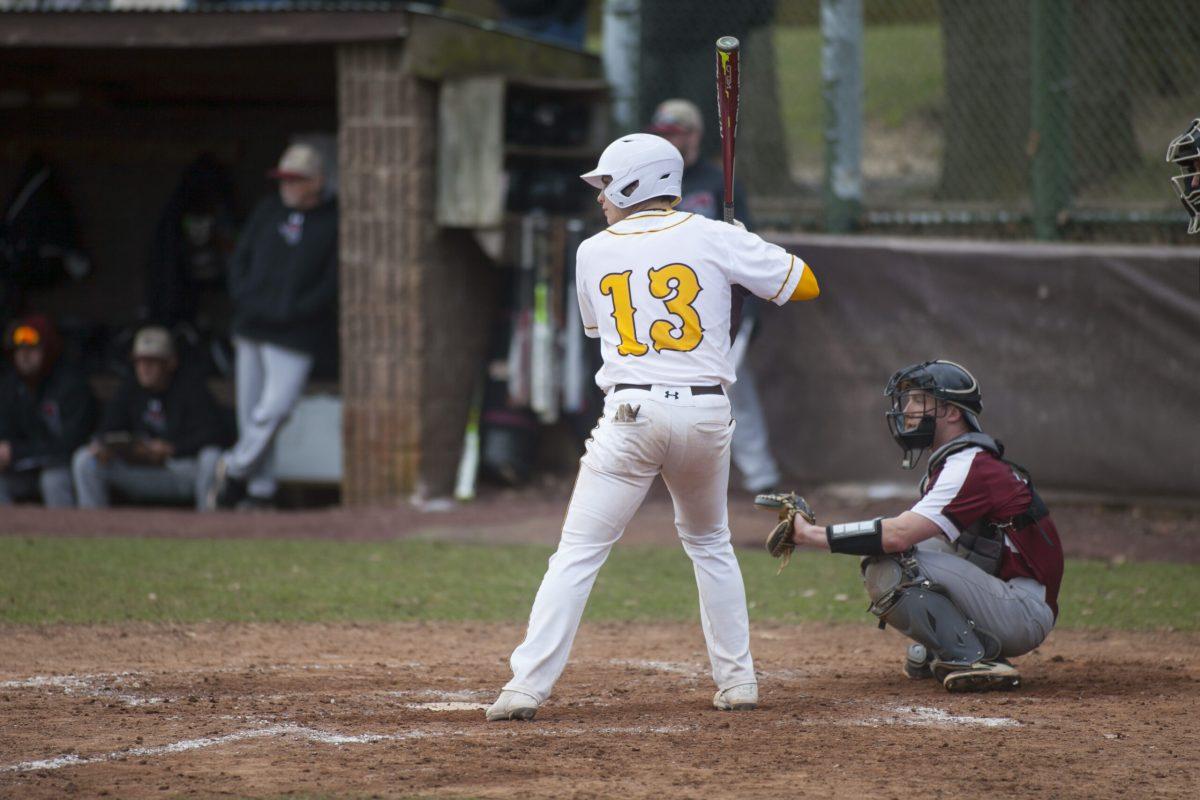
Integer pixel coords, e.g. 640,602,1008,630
826,518,885,556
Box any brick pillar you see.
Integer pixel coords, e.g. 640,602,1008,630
338,42,496,505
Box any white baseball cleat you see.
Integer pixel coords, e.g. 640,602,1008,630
485,690,540,721
712,683,758,711
941,660,1020,692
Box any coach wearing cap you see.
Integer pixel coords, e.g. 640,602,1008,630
73,326,227,510
0,314,95,507
208,142,338,510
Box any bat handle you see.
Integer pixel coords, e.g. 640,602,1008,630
723,203,735,225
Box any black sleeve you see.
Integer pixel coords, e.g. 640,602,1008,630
55,372,96,456
227,199,268,304
290,248,338,320
10,369,95,464
169,371,227,458
98,377,136,437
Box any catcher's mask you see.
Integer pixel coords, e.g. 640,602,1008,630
884,360,982,469
1166,118,1200,235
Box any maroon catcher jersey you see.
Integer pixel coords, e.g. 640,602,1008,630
911,446,1064,618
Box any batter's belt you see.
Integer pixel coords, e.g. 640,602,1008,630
613,383,725,395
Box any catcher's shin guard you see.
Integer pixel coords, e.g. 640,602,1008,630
861,554,998,672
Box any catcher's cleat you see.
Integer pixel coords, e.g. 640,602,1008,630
903,643,934,680
940,659,1020,692
485,690,539,722
713,683,758,711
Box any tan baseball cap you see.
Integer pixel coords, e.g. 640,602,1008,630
268,143,324,180
132,326,175,360
649,99,703,135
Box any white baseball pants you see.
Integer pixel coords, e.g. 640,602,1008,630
728,359,783,493
227,336,313,499
504,386,756,704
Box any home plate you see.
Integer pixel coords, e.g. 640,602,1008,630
403,701,489,712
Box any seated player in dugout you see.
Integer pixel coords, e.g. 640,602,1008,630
0,315,95,507
72,326,227,511
1166,118,1200,234
759,361,1063,692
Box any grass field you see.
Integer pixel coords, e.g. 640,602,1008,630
2,537,1196,630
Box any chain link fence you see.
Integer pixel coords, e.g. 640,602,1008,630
627,0,1200,240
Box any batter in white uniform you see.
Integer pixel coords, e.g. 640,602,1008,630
486,133,820,721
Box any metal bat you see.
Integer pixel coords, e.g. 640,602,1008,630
454,375,484,502
530,211,558,424
715,35,741,225
506,214,536,407
561,217,587,414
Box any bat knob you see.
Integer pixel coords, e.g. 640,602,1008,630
716,36,739,51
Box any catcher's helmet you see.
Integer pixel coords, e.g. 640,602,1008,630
884,360,982,469
580,133,684,210
1166,118,1200,235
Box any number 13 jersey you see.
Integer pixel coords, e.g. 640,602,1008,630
576,209,810,392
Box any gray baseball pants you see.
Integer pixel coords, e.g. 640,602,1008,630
226,336,313,499
727,359,782,493
72,446,222,511
0,466,75,507
911,538,1055,658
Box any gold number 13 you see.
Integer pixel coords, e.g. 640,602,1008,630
598,264,704,356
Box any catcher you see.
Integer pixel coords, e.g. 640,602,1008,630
759,360,1063,691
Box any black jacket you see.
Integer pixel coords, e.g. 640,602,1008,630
0,361,95,470
227,194,338,358
97,364,228,459
678,158,752,227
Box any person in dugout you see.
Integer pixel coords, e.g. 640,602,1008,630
0,314,94,507
72,325,227,511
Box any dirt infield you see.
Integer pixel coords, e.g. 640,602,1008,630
2,622,1197,799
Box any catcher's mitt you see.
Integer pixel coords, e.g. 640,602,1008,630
754,492,817,572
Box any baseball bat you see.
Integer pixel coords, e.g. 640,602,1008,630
506,214,536,406
715,35,741,225
454,374,484,502
530,212,558,424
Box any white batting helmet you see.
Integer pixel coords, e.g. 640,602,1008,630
580,133,684,209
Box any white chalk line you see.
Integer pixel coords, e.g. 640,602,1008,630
0,672,171,707
0,663,431,708
0,724,439,774
387,689,492,701
0,662,423,691
0,722,696,775
859,705,1020,729
402,702,490,712
607,659,702,676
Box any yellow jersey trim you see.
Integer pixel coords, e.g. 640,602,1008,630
768,255,796,302
605,212,696,236
789,264,820,301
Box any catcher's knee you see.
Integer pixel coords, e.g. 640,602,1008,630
862,555,903,604
862,553,999,669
